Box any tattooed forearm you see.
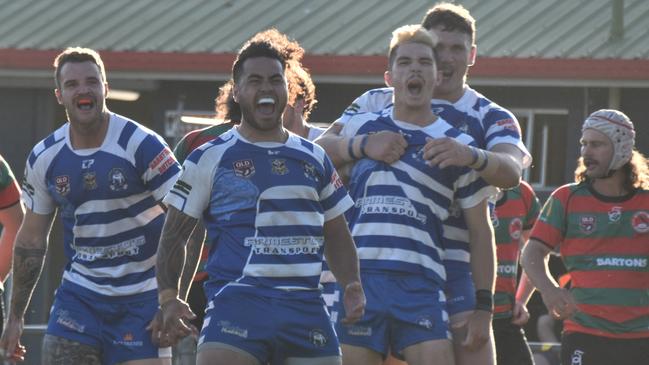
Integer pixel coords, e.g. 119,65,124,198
178,220,206,300
156,206,198,293
10,246,47,318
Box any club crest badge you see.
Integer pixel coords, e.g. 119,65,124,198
309,329,328,347
233,159,255,178
509,218,523,240
631,211,649,234
303,162,319,182
55,175,70,196
608,206,622,223
271,159,289,175
579,215,597,234
108,168,128,191
83,172,97,190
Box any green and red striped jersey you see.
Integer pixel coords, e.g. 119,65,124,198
0,155,20,209
173,122,236,282
493,180,541,318
530,182,649,339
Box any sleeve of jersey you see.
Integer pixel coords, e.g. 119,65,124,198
482,109,532,168
454,168,498,209
522,184,542,229
337,88,392,124
163,151,212,219
529,190,567,249
137,134,182,201
319,156,354,221
0,158,20,209
21,152,56,214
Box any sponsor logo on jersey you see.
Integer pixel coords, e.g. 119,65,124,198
579,215,596,234
244,236,323,255
108,168,128,191
596,257,647,268
303,162,319,182
233,159,255,178
631,211,649,233
608,206,622,223
496,118,521,134
331,170,344,190
72,235,145,261
81,159,95,169
112,332,143,347
346,325,372,336
83,172,97,190
498,264,517,275
149,147,175,174
55,175,70,196
356,195,426,224
570,349,584,365
309,329,328,347
270,159,289,175
509,218,522,240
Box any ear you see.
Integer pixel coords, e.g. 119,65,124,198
232,83,240,103
468,45,477,67
384,71,393,87
54,88,63,105
104,82,110,98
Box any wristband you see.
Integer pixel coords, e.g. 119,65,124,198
347,137,358,160
359,134,369,158
475,289,494,312
475,150,489,172
158,288,179,306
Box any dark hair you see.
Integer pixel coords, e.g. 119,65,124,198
53,47,106,89
214,79,241,122
232,40,286,82
421,2,476,44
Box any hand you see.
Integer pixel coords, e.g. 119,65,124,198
510,300,530,326
147,298,197,347
541,287,577,320
341,281,365,325
0,315,27,363
422,137,474,168
454,310,493,351
363,131,407,164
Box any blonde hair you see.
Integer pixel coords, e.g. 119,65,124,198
388,24,438,67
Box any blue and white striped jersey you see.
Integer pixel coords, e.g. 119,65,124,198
21,113,181,298
164,128,353,296
339,110,495,285
339,87,526,275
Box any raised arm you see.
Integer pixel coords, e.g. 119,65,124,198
322,214,365,325
0,209,55,360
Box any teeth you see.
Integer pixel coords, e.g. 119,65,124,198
258,98,275,105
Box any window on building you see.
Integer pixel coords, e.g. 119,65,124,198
512,109,570,189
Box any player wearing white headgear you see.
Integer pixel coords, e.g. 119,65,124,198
522,110,649,365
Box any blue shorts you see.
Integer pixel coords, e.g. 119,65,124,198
334,272,450,358
321,282,340,324
444,268,476,317
47,284,171,365
199,286,341,363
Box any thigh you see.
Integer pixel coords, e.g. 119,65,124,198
402,339,454,365
449,311,495,365
341,344,383,365
197,347,260,365
103,297,172,365
42,334,101,365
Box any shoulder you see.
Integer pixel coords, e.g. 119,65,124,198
438,118,475,145
27,123,67,168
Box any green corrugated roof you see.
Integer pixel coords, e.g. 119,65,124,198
1,0,648,59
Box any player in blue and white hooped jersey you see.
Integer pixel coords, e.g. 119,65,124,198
155,39,364,365
318,25,495,365
317,5,531,365
0,48,179,365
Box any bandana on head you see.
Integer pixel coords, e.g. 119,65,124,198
582,109,635,171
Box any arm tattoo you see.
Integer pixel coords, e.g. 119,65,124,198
179,220,206,300
9,246,47,318
156,209,198,293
